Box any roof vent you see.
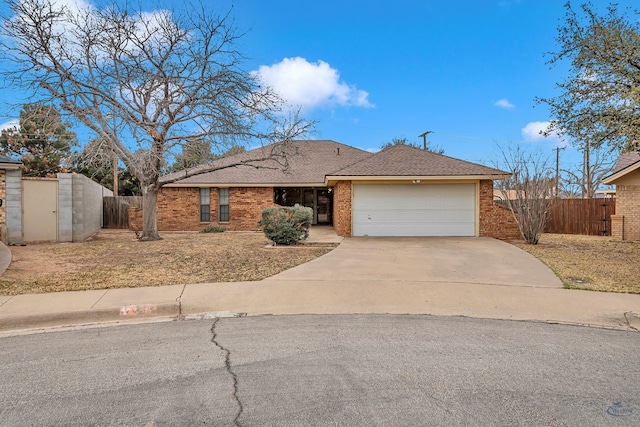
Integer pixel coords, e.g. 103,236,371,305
337,147,340,155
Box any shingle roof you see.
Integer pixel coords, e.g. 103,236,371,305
162,140,372,186
0,154,21,165
612,151,640,174
162,140,509,186
330,144,509,177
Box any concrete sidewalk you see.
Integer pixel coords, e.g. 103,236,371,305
2,275,640,335
1,235,639,335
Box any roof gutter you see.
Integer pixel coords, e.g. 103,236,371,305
324,174,511,185
162,182,327,188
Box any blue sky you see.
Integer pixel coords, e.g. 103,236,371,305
0,0,635,172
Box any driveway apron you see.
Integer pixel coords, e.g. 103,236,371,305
266,237,562,288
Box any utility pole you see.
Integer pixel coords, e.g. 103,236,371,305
584,141,591,199
418,131,433,151
554,146,565,197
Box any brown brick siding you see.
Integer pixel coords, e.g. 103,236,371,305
333,180,352,237
129,186,276,232
478,180,521,240
612,184,640,241
610,215,624,240
130,180,521,239
227,187,277,231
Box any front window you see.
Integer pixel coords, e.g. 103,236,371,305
200,188,210,222
274,187,302,206
219,188,229,222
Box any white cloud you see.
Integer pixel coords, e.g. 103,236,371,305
13,0,172,62
0,120,18,132
252,57,373,111
521,121,566,146
494,98,514,109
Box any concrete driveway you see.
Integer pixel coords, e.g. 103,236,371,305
267,237,562,288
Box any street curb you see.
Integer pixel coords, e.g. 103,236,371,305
625,311,640,331
0,302,180,332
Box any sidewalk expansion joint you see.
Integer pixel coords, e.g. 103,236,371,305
0,295,14,308
211,317,243,426
90,290,109,309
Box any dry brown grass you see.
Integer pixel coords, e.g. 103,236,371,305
513,234,640,294
0,230,335,295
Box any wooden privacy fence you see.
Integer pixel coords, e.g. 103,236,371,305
545,198,616,236
103,196,143,229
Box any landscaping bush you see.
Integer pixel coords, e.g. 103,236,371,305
261,206,313,245
201,225,226,233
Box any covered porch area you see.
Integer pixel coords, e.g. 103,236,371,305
274,187,333,225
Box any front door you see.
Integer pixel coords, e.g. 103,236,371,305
302,188,333,225
23,179,58,242
316,189,332,224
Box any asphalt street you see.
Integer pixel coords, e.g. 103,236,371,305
1,315,639,426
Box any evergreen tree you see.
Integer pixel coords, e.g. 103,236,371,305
0,103,77,177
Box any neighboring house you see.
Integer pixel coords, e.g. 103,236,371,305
136,140,520,239
493,189,519,201
602,152,640,241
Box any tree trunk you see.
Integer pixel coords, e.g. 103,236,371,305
140,183,161,241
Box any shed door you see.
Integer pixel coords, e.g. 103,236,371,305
352,184,476,237
23,179,58,242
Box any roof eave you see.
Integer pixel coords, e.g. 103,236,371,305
602,161,640,184
0,163,22,170
325,174,510,185
162,182,327,188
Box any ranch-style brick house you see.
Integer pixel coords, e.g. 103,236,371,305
136,140,520,239
603,151,640,241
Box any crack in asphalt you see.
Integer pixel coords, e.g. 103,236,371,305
211,317,243,426
624,312,639,332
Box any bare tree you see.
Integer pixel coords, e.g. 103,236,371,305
70,137,141,195
1,0,312,240
495,146,555,244
559,143,616,198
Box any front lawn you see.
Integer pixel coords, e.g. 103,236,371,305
0,230,335,295
513,234,640,294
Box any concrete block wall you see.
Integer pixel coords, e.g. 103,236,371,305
5,170,22,245
0,170,5,242
0,172,109,244
68,173,113,241
57,173,73,242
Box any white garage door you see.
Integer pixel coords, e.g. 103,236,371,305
352,184,476,237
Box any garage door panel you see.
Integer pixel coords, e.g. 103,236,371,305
352,184,476,237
